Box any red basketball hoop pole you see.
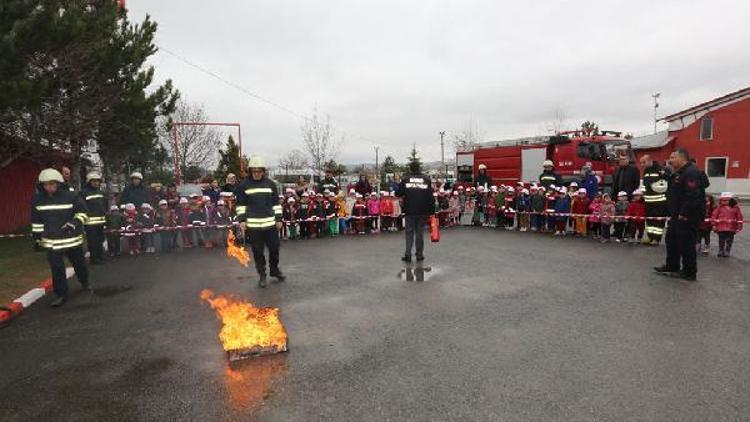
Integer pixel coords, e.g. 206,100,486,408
171,122,243,185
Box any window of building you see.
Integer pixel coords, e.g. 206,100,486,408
706,157,727,178
699,117,713,141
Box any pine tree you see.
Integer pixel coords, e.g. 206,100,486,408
0,0,178,185
406,145,423,175
214,135,245,181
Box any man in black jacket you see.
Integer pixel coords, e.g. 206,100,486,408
475,164,492,189
81,172,108,264
120,172,149,208
318,169,339,194
396,162,435,263
654,148,705,282
613,156,640,199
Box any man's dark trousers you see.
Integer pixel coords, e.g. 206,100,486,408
404,215,426,258
247,228,280,276
665,219,698,276
85,225,105,261
48,247,89,298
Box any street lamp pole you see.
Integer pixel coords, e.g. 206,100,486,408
374,146,380,192
652,93,661,134
439,131,446,178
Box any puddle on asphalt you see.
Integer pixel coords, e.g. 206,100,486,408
398,264,438,282
224,353,288,410
93,285,133,297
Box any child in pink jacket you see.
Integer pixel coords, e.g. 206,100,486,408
367,192,380,233
711,192,744,257
588,194,602,239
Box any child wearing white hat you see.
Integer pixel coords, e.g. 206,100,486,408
105,204,122,257
613,191,630,243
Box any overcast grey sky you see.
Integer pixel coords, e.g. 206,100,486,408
128,0,750,164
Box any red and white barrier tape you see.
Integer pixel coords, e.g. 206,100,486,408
0,213,744,238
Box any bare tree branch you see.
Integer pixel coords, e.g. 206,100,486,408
158,100,222,171
301,109,341,176
453,118,484,152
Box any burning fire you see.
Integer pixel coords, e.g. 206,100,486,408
227,230,251,267
200,289,288,359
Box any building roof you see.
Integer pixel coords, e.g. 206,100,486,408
660,85,750,122
630,131,674,150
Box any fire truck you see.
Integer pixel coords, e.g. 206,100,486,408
456,130,635,190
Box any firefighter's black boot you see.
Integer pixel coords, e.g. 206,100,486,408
271,271,286,283
50,295,67,307
258,274,268,288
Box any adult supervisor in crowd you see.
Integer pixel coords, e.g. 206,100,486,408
397,161,435,263
654,148,705,282
640,154,669,245
235,156,286,288
318,168,339,194
613,156,640,199
475,164,492,189
120,171,148,208
222,173,238,193
31,168,91,307
539,160,562,189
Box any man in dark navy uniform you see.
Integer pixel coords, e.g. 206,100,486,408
654,148,705,281
396,161,435,263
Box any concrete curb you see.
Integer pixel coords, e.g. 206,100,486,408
0,267,74,325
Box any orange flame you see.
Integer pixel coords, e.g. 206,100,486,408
200,289,288,353
227,230,251,267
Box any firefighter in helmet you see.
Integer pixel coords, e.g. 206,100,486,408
539,160,562,189
474,164,492,189
235,156,286,288
31,168,92,307
640,154,668,245
81,171,107,264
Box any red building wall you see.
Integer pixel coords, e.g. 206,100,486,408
0,159,44,233
670,97,750,179
636,97,750,179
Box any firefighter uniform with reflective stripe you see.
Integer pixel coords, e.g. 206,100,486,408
81,184,107,262
31,186,90,299
642,163,668,242
235,176,283,277
539,170,562,189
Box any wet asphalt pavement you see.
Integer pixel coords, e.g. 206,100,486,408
1,227,749,422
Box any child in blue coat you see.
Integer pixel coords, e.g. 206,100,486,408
553,188,571,236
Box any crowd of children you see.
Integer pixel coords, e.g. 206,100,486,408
448,182,744,256
102,180,744,259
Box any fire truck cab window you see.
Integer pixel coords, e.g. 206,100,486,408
457,167,473,183
604,141,634,162
576,142,602,161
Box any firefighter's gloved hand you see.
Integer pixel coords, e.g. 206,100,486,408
61,222,77,235
33,241,45,252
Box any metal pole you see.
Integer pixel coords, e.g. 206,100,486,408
375,146,380,192
652,93,660,134
439,131,446,178
172,123,180,185
237,125,244,178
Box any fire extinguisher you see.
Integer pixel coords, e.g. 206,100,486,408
429,215,440,243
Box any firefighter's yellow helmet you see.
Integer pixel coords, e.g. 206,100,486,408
38,168,64,183
247,155,266,169
651,180,668,194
